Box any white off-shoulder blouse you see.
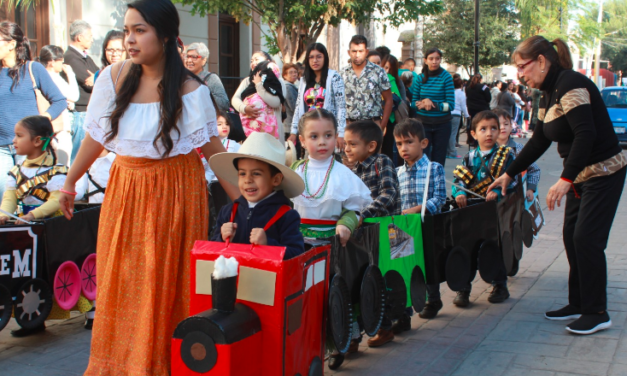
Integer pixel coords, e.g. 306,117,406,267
85,65,219,159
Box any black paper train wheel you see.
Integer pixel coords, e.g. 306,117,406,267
308,356,323,376
0,284,13,332
512,222,524,261
360,265,385,336
522,211,535,248
180,330,218,373
500,232,515,276
478,240,503,283
328,275,353,353
14,278,53,329
384,270,406,321
410,266,427,313
445,246,471,291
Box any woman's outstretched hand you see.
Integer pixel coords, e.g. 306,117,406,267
546,179,571,211
487,173,513,197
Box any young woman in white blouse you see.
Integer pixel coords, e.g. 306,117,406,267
57,0,235,374
39,45,79,165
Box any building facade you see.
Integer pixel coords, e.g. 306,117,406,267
1,0,266,96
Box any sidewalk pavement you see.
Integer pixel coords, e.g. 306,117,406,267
1,167,626,375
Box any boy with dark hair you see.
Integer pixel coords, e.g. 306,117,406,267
374,119,448,332
494,108,541,202
344,120,401,219
210,132,306,260
451,110,517,305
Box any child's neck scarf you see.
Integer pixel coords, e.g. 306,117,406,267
22,153,54,168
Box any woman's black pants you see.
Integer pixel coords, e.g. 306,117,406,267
563,166,626,314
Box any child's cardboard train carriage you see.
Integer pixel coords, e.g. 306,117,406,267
422,185,539,291
172,239,331,376
0,205,100,332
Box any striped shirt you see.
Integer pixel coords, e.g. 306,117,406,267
397,155,446,214
410,69,455,125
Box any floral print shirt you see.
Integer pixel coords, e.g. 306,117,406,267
341,61,391,120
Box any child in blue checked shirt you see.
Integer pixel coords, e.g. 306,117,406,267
494,108,541,202
451,110,517,308
344,120,401,218
387,119,447,335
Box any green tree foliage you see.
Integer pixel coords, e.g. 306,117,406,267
601,0,627,73
173,0,443,63
515,0,601,53
422,0,519,75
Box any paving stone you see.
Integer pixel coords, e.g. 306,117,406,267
512,354,610,376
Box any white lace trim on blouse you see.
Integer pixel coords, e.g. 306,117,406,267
85,65,219,159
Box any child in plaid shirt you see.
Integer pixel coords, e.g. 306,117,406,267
394,118,447,325
494,108,541,202
344,120,401,218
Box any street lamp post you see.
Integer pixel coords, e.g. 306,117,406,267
474,0,480,75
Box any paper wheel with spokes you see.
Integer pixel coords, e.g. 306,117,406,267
0,284,13,332
81,254,97,301
54,261,81,310
14,278,53,329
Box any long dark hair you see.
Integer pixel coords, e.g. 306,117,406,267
421,47,442,84
0,21,32,91
107,0,197,158
19,115,57,164
304,43,329,89
469,74,481,89
38,45,64,68
382,54,400,85
101,29,125,68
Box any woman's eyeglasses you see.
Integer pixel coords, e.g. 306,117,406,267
516,59,535,73
186,55,202,61
106,48,125,55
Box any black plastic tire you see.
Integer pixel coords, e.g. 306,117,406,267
14,278,53,330
360,265,385,337
384,270,407,321
410,266,427,313
445,246,471,291
0,284,12,332
328,275,353,354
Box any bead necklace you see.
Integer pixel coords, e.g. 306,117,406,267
302,158,334,199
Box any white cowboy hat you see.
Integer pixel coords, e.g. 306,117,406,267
209,132,305,198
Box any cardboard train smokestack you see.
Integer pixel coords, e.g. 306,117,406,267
211,256,238,313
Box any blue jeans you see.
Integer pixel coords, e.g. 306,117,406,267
423,120,452,167
0,146,16,201
447,115,462,157
71,111,86,164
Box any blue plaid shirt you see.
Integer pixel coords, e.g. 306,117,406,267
396,155,446,214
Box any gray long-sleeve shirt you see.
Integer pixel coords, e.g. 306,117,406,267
199,71,230,114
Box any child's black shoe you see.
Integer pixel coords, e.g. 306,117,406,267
488,285,510,303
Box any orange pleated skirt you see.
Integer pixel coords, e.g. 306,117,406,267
84,152,209,376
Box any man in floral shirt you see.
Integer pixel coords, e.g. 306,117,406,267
342,35,393,135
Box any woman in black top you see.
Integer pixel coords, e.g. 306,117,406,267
490,36,626,335
465,74,491,145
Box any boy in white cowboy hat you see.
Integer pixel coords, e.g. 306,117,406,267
209,132,306,259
